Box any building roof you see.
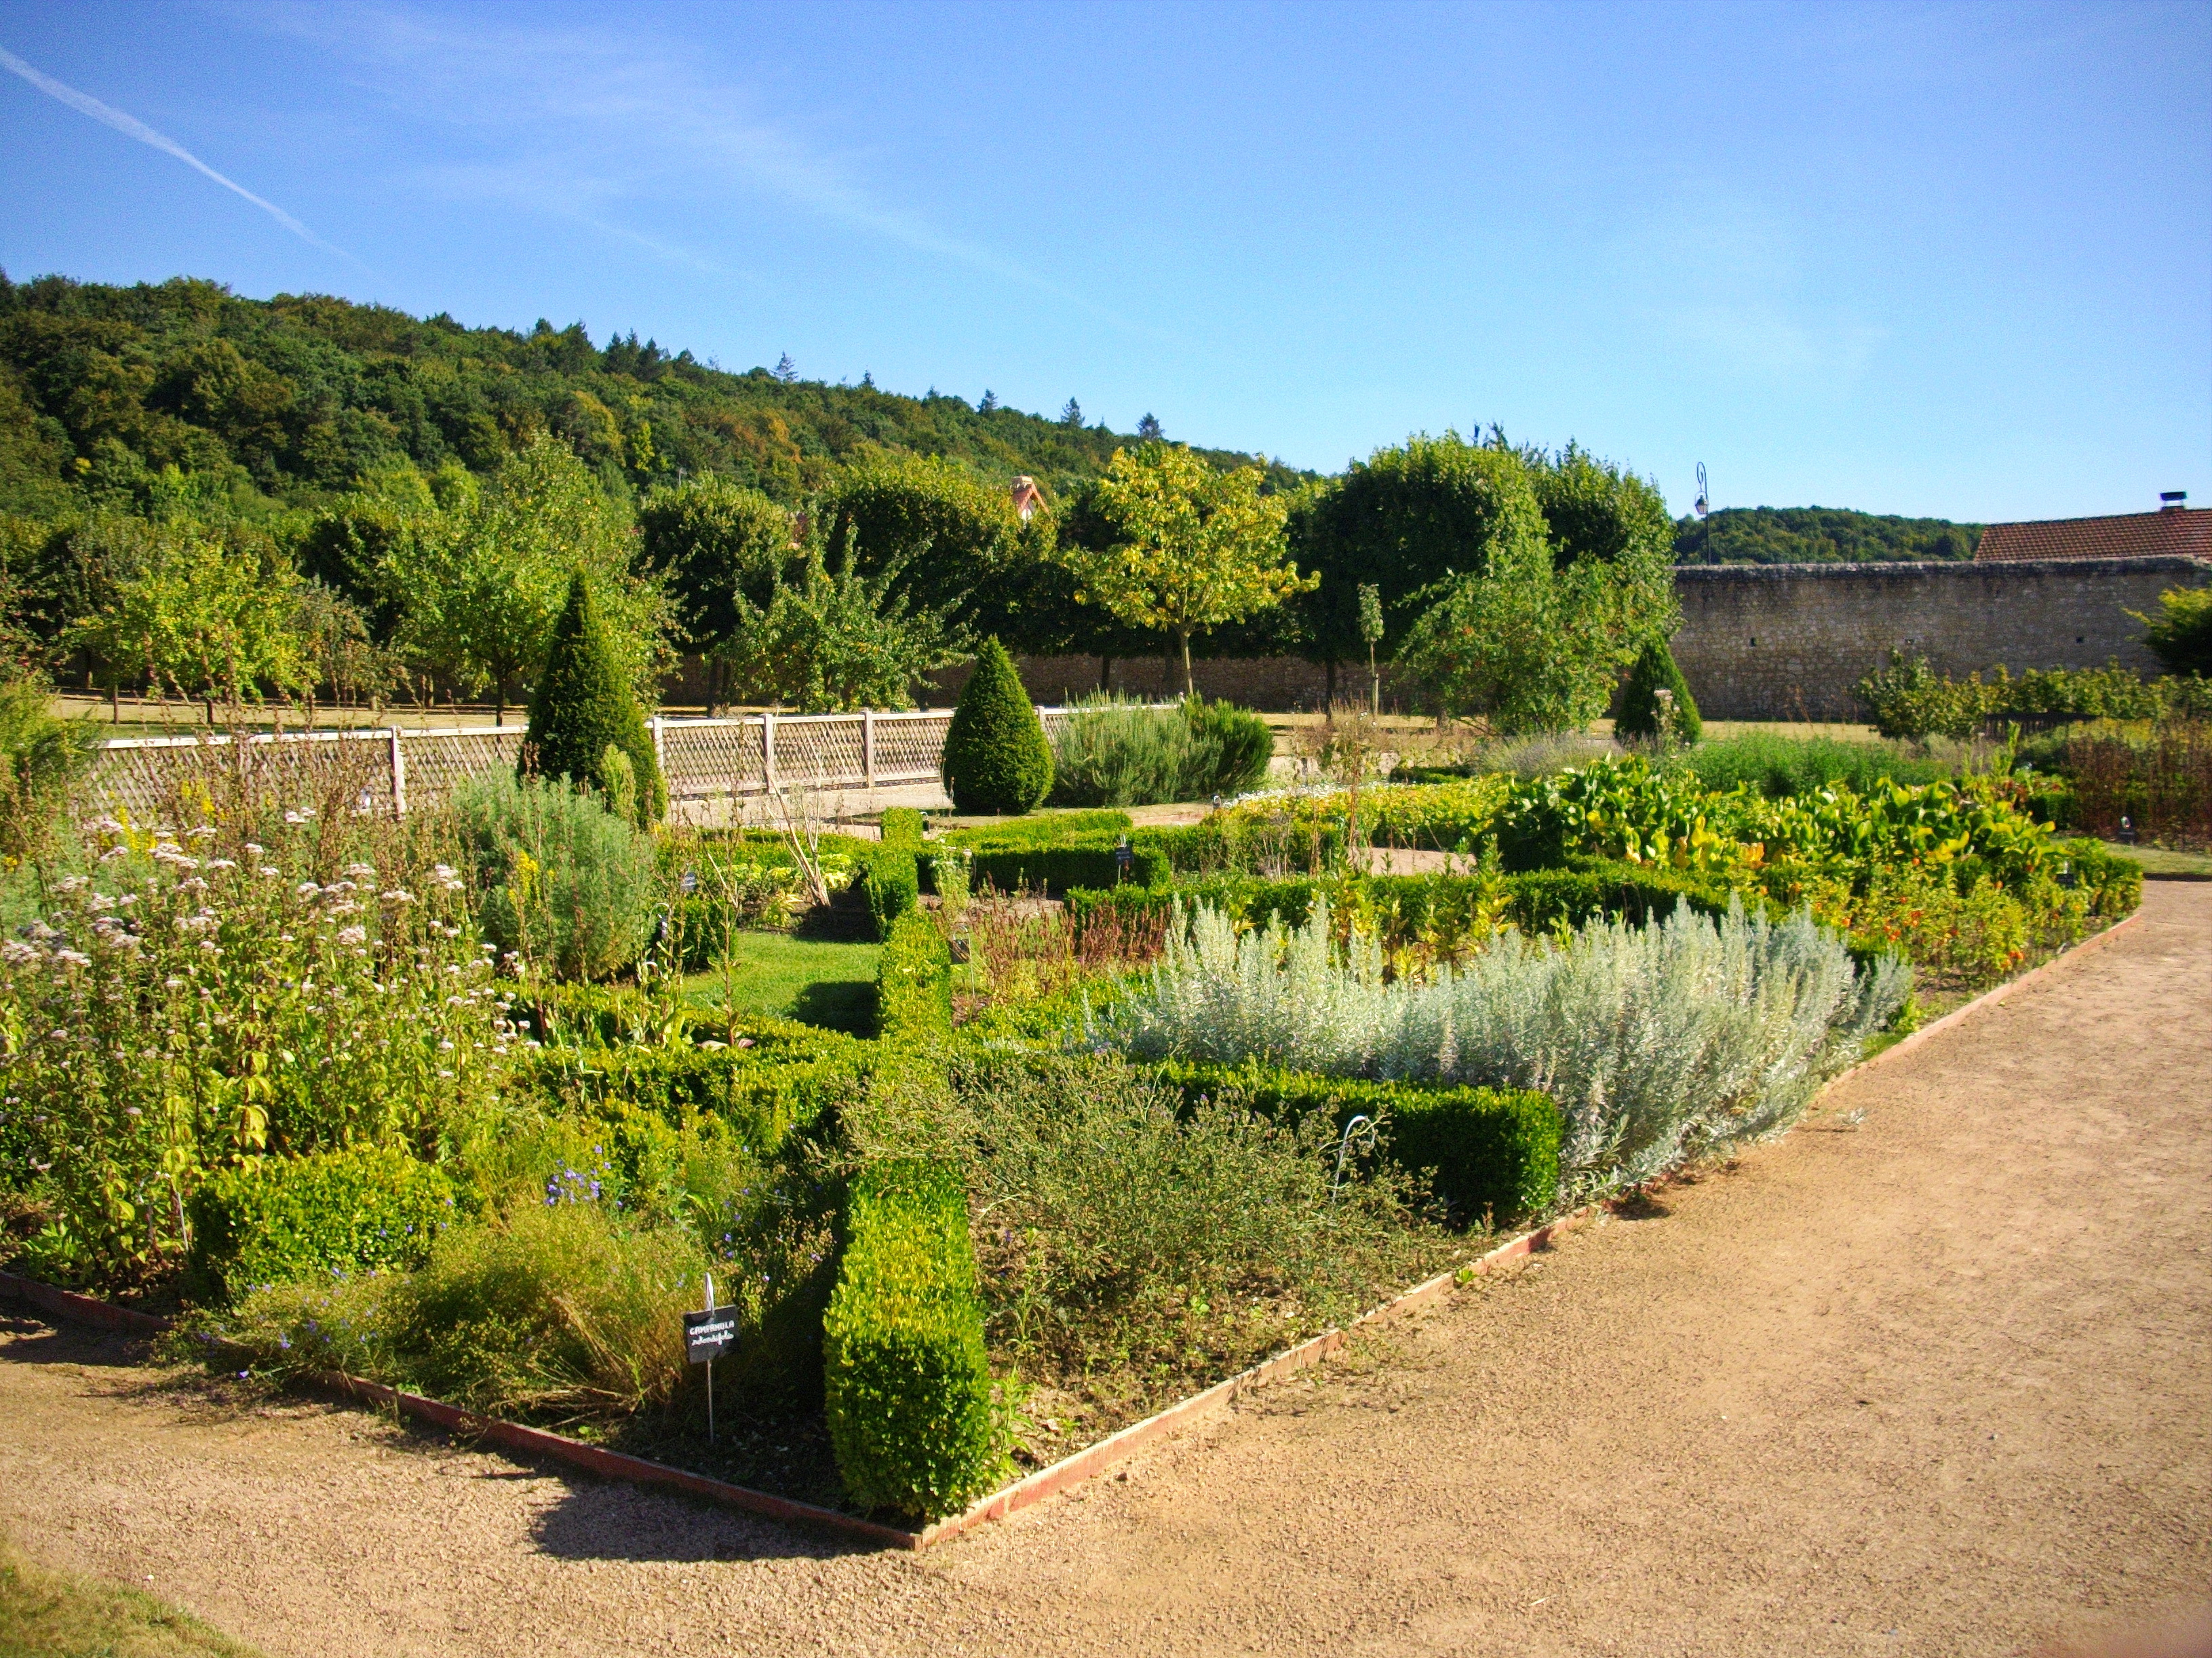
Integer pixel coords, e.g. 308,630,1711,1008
1975,506,2211,563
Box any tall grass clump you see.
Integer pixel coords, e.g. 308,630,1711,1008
211,1200,706,1422
1680,731,1955,798
1088,896,1908,1193
450,769,657,980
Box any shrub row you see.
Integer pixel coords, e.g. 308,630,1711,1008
521,1026,868,1156
874,913,952,1043
821,1158,1005,1519
185,1143,458,1306
969,842,1170,896
1150,1061,1561,1227
1064,859,1745,947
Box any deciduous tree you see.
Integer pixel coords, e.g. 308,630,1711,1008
1060,442,1313,696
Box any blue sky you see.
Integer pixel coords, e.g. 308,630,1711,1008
1,1,2207,522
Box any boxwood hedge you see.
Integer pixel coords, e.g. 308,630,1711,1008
822,1159,1005,1519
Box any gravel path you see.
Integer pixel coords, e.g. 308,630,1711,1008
5,886,2209,1657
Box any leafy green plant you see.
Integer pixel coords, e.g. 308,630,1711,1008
874,912,951,1043
450,769,657,981
1680,732,1954,797
2137,587,2212,679
822,1159,1005,1519
522,571,666,825
1,812,505,1289
941,638,1053,814
183,1143,457,1305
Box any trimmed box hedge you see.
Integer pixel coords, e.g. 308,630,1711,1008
879,807,926,848
1152,1061,1561,1227
969,841,1170,896
522,1021,869,1155
822,1159,1005,1519
1064,860,1743,948
184,1143,458,1305
864,846,920,939
874,913,952,1044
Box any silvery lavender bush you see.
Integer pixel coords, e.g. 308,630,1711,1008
1087,896,1909,1196
1091,896,1393,1073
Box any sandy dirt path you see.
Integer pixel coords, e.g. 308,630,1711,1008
5,886,2209,1658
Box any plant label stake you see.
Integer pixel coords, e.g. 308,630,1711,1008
684,1273,737,1444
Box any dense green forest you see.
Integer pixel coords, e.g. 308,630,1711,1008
0,270,1287,521
1672,505,1982,564
0,268,1977,719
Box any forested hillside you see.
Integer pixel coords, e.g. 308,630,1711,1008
1673,505,1982,564
0,270,1283,520
0,267,1973,722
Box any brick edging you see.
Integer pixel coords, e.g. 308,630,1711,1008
1836,908,2143,1084
0,1268,916,1550
0,902,2150,1551
914,1205,1599,1547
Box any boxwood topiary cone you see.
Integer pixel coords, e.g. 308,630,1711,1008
941,637,1052,814
522,570,667,825
1615,637,1703,745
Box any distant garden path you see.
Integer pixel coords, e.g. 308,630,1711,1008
5,886,2209,1657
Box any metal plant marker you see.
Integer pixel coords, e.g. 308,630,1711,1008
684,1272,737,1444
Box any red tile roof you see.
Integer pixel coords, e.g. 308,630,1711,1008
1975,507,2212,562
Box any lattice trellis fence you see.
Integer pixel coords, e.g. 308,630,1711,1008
88,706,1102,821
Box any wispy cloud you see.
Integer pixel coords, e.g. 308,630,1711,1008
242,4,1154,334
1629,185,1886,383
0,40,360,266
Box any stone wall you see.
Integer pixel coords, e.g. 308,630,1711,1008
1669,556,2209,722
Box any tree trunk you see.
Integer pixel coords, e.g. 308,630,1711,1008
1178,631,1195,699
494,682,506,728
1100,654,1114,694
1325,656,1338,705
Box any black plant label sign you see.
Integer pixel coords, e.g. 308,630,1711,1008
684,1307,737,1365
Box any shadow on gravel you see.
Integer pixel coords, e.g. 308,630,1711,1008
0,1312,149,1368
529,1480,880,1565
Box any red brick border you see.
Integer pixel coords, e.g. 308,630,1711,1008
914,1205,1598,1547
0,908,2147,1551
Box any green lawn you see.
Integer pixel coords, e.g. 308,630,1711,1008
2101,840,2212,877
1,1535,265,1658
682,932,882,1033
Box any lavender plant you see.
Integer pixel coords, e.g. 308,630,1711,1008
1087,896,1909,1196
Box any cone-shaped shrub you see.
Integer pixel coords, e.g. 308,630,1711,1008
1614,637,1703,745
523,572,667,825
940,637,1051,814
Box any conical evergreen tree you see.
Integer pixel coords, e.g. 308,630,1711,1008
522,571,667,825
1614,637,1703,745
940,637,1052,814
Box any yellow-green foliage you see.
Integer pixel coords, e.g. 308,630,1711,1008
184,1144,457,1305
874,913,951,1042
821,1160,1005,1519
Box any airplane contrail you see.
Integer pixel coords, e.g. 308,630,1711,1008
0,42,356,263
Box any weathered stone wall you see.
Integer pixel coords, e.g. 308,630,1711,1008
1670,557,2209,722
923,653,1367,710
